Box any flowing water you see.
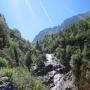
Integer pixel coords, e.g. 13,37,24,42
45,54,76,90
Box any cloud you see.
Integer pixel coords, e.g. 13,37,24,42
24,0,34,15
39,0,53,25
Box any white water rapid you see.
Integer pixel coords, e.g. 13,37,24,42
45,54,76,90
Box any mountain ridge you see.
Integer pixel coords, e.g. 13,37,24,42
33,11,90,42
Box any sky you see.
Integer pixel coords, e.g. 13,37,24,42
0,0,90,42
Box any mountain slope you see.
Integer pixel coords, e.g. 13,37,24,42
37,13,90,89
0,14,47,90
33,26,60,42
33,11,90,42
60,11,90,29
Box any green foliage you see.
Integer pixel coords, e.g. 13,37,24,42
0,14,50,90
0,13,90,89
34,80,43,90
0,27,9,49
24,51,32,70
70,50,82,87
38,16,90,88
11,67,45,90
35,41,41,50
0,68,13,77
10,29,21,39
0,57,10,68
31,49,46,68
35,54,46,68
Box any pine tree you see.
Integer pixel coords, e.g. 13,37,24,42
25,51,32,71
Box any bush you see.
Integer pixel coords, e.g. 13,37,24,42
70,52,82,87
0,68,13,77
11,67,45,90
0,57,10,68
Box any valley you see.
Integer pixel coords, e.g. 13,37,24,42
0,11,90,90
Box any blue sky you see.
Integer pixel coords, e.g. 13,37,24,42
0,0,90,41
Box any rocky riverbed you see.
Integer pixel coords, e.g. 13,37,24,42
34,54,77,90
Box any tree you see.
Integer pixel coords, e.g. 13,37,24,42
0,26,9,49
35,41,41,50
70,52,82,88
0,57,9,67
24,51,32,71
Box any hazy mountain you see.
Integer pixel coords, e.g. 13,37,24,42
33,26,60,42
60,11,90,29
33,11,90,42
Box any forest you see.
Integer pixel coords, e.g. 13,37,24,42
0,13,90,90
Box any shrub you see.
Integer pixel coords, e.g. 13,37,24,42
0,68,13,77
0,57,10,68
11,67,45,90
